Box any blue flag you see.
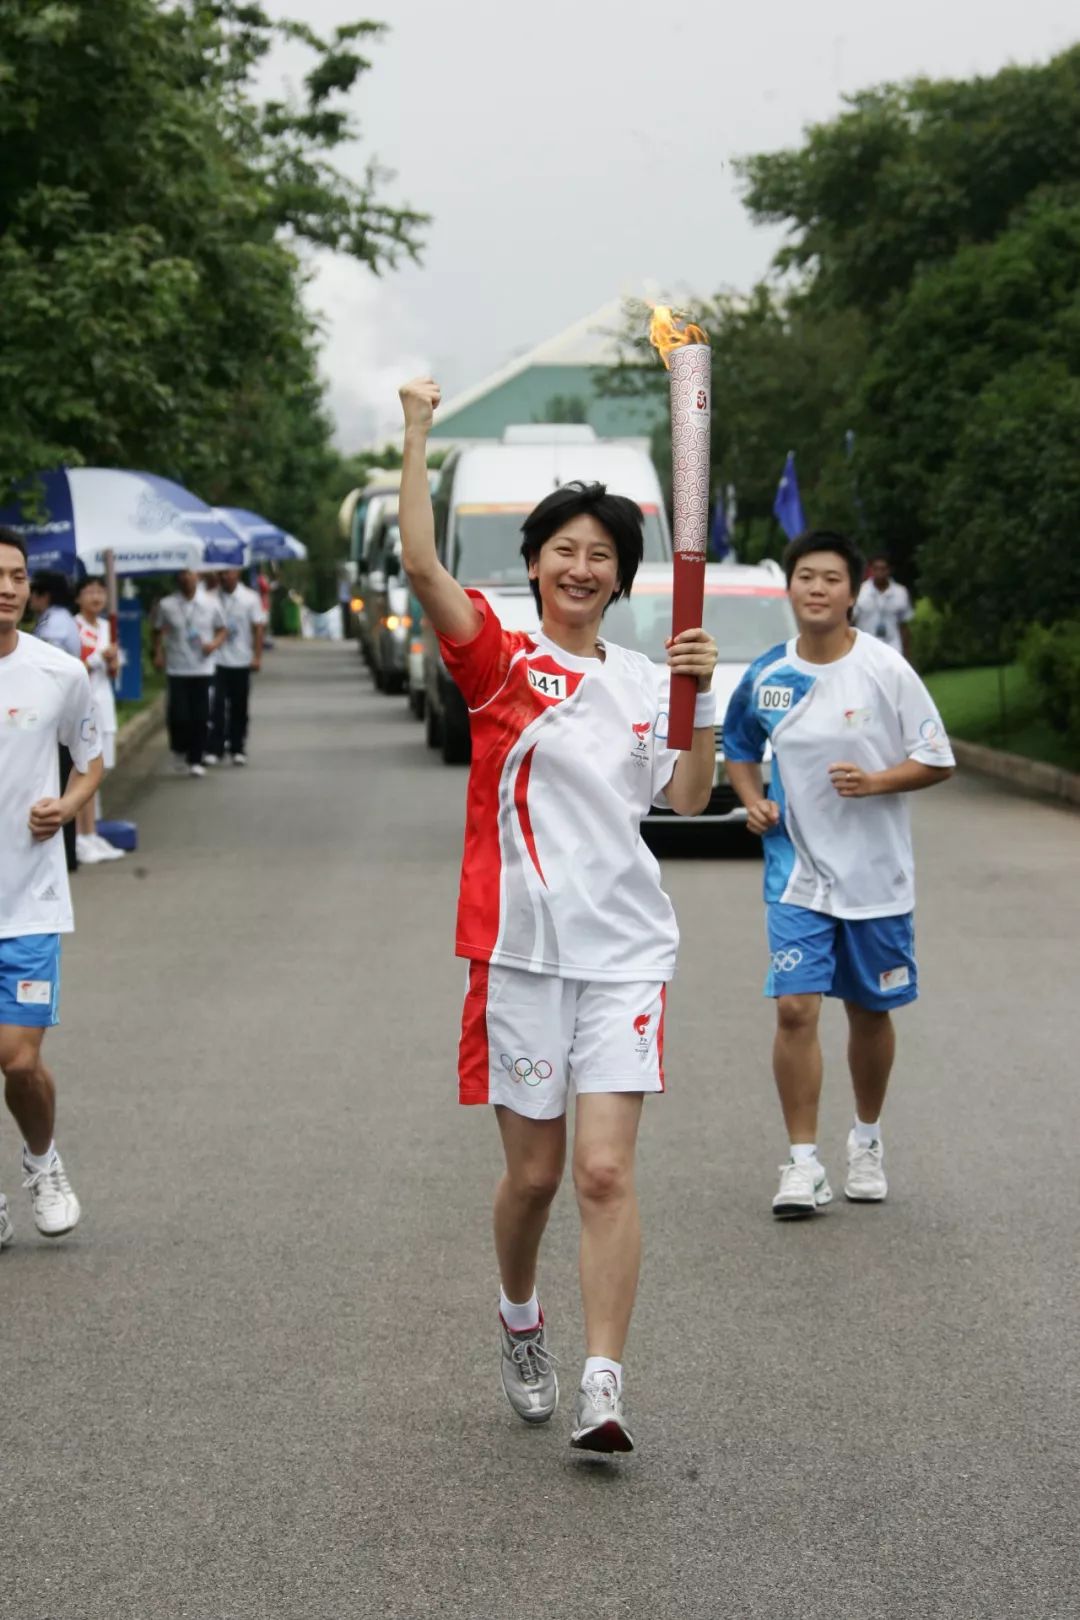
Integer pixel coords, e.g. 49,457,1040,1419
773,451,806,540
709,496,731,561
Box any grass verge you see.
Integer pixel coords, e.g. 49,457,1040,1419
924,664,1079,773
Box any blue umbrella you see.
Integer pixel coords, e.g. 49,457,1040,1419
0,468,245,575
217,506,308,562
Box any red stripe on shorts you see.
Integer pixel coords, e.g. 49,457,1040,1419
458,960,491,1105
657,985,666,1092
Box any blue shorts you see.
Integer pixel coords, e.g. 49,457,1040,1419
765,904,917,1012
0,935,62,1028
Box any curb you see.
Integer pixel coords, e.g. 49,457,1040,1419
952,737,1080,810
114,693,166,768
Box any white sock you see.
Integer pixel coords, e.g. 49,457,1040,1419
790,1142,818,1164
854,1117,881,1147
499,1287,540,1333
583,1356,622,1392
24,1141,57,1173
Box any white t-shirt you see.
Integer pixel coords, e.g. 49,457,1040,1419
853,579,914,654
154,592,226,677
216,583,268,669
723,631,955,919
0,632,103,938
75,614,118,735
439,592,681,982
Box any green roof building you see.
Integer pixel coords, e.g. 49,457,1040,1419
428,300,665,447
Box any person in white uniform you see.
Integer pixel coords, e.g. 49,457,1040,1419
206,568,266,766
0,529,103,1247
399,377,718,1455
724,531,954,1219
74,577,124,864
152,571,227,776
853,553,915,661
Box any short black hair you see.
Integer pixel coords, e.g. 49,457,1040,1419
782,529,865,598
78,574,106,591
0,526,27,563
519,481,644,613
30,569,72,608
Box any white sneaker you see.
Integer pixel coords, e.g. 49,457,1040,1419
76,834,110,864
171,753,188,774
22,1150,81,1238
0,1195,13,1249
844,1131,888,1202
189,763,206,778
232,752,248,767
203,753,220,766
772,1158,833,1218
570,1372,634,1453
90,834,124,861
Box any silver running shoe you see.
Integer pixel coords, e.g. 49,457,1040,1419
570,1371,634,1453
772,1158,833,1219
844,1130,888,1202
499,1314,558,1423
22,1150,81,1238
0,1194,13,1250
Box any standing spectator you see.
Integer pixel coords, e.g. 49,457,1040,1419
73,578,124,865
206,568,266,767
30,572,82,874
853,553,915,662
152,570,226,777
0,529,102,1246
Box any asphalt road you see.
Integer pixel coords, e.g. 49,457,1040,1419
2,642,1077,1620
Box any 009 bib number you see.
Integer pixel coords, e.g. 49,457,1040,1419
759,685,793,713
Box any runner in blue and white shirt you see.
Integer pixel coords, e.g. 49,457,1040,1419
724,530,954,1218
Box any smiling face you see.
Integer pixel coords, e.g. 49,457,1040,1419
0,540,30,634
788,549,856,635
527,513,620,629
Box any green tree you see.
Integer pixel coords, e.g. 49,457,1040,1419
737,47,1080,317
0,0,427,610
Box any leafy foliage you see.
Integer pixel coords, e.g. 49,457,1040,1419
0,0,428,606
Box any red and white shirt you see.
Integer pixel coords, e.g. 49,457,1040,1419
440,591,681,982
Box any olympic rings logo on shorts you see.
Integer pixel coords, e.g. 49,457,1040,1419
771,949,804,973
499,1054,553,1087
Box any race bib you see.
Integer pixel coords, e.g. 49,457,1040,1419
758,685,793,713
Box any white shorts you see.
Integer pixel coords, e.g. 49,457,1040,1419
459,962,667,1120
101,732,116,770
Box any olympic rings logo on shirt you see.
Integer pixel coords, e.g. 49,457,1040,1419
771,949,804,973
499,1054,553,1087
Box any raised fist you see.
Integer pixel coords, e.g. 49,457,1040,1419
399,377,441,433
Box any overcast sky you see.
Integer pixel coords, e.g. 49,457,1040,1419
260,0,1078,447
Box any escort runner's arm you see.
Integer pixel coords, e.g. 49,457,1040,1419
398,379,483,645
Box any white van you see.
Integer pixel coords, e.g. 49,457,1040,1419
423,426,672,763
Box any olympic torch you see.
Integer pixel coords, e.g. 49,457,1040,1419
649,307,711,750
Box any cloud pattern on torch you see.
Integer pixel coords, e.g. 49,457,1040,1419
669,344,711,560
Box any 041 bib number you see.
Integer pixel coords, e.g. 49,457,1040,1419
528,668,567,700
759,685,793,712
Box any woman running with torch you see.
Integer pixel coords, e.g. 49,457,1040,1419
398,375,716,1454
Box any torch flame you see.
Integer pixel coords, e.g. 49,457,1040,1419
648,305,709,369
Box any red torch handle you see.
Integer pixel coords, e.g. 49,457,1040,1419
668,552,705,749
